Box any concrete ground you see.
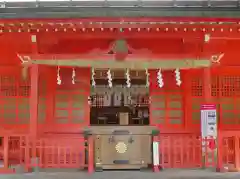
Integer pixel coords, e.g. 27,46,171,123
2,169,240,179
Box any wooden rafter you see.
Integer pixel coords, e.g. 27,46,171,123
0,21,240,38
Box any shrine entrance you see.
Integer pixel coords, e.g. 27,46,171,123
16,34,212,172
88,69,154,170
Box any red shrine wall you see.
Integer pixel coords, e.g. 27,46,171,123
150,67,240,133
0,66,91,134
1,65,240,134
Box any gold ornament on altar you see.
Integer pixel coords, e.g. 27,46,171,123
115,142,128,154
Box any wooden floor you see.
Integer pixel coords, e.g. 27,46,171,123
2,169,240,179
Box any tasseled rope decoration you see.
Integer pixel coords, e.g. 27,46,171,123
126,69,131,88
157,69,164,88
145,69,150,87
91,68,96,87
107,69,113,88
57,66,62,85
175,68,182,86
72,68,76,84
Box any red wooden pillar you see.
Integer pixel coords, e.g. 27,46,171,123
203,68,222,171
202,68,212,169
29,34,39,160
46,69,55,127
203,68,212,103
30,64,39,157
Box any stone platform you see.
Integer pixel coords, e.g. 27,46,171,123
2,169,240,179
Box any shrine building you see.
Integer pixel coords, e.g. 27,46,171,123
0,0,239,174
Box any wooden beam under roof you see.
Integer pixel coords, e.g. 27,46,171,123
30,58,211,70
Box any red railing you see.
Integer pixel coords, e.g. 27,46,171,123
155,134,217,169
0,131,240,173
0,133,94,173
216,131,240,171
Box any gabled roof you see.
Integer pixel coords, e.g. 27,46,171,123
0,0,240,19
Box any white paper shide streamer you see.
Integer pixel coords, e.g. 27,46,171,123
107,69,113,88
91,68,96,87
57,66,62,85
145,69,150,87
175,68,182,86
157,69,164,88
126,69,131,88
72,68,76,84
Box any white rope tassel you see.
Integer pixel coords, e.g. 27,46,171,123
57,66,62,85
175,68,182,86
107,69,113,88
157,69,164,88
126,69,131,88
91,68,96,87
72,68,76,84
145,69,150,87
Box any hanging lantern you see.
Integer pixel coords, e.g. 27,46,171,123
57,66,62,85
91,68,96,87
72,68,76,84
126,69,131,88
157,69,164,88
145,69,150,87
88,96,92,105
175,68,182,86
204,34,210,43
107,69,113,88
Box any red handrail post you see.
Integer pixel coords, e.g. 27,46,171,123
3,135,9,171
234,136,240,170
0,135,14,173
216,132,223,172
24,136,30,172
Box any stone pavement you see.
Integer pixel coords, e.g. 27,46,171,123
1,169,240,179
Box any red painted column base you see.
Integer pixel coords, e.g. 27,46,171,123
153,165,160,172
216,167,225,172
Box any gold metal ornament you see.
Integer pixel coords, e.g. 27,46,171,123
115,142,128,154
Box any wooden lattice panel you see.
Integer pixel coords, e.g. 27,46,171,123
150,70,184,128
55,90,86,124
186,68,240,129
54,68,90,126
0,74,30,125
218,75,240,126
